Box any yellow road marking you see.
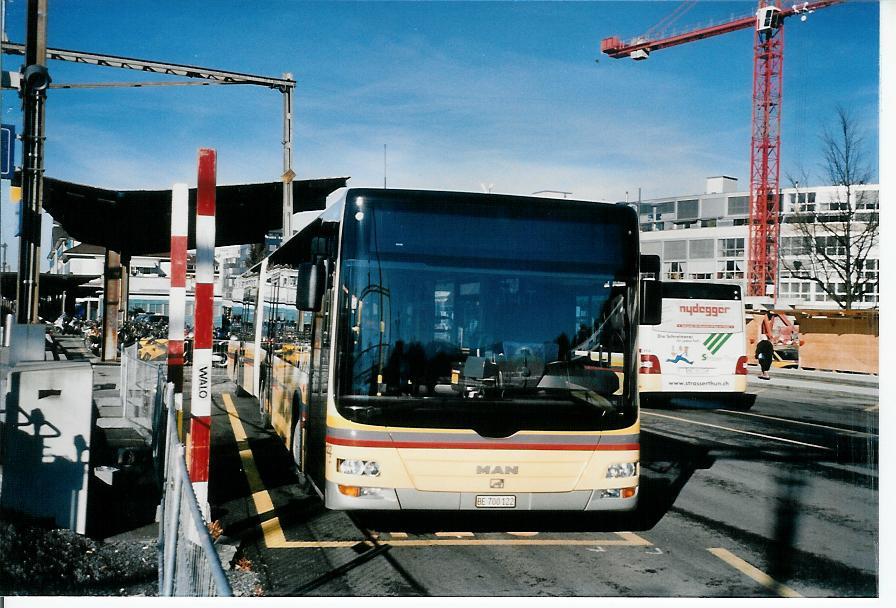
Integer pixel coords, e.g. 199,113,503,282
252,490,275,516
388,532,408,539
261,517,288,547
223,392,285,548
265,533,650,549
223,392,248,442
708,548,802,598
615,531,652,546
435,531,475,537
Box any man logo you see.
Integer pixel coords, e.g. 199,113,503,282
476,465,519,475
490,479,505,489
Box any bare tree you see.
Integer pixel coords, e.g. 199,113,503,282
246,242,269,269
782,106,878,309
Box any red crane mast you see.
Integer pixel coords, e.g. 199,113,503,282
602,0,841,298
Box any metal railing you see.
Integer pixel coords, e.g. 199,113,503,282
120,343,166,437
157,382,232,597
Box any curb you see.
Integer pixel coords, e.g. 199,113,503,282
746,376,878,401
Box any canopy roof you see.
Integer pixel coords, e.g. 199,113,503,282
0,271,101,298
42,176,349,256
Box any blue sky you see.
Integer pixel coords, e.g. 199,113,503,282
0,0,881,270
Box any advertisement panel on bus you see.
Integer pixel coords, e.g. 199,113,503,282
639,282,747,395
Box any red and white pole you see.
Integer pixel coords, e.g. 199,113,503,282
168,183,188,439
189,148,216,517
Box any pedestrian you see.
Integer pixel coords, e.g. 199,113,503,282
756,310,775,380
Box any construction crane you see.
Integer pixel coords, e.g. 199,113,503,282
602,0,841,298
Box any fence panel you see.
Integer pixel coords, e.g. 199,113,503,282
157,382,232,597
121,343,166,436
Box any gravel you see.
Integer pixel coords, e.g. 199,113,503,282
0,513,263,597
0,513,158,596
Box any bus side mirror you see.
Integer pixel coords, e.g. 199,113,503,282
296,261,326,312
639,280,662,325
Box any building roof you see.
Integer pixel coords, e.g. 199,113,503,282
42,176,349,257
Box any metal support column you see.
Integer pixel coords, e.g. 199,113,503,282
16,0,50,324
101,249,121,361
119,254,130,324
281,77,294,239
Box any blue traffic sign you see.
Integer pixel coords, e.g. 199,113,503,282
1,123,15,179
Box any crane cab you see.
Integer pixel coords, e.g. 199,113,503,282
756,6,783,32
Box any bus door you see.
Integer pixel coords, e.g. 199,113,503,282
259,278,280,427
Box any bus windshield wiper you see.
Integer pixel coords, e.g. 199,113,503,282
536,360,619,412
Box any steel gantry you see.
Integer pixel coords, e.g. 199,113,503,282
0,40,298,238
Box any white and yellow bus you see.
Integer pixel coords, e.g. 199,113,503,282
230,188,661,511
638,281,748,403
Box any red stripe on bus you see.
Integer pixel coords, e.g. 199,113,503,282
194,283,214,348
326,436,638,451
189,415,211,482
196,149,217,216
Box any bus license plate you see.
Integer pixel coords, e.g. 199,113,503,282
475,495,516,508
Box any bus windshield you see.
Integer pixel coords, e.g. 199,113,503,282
335,192,638,435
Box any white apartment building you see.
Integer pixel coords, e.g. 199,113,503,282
637,176,879,309
48,226,225,323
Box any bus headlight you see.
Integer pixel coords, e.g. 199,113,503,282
606,462,637,478
337,458,381,476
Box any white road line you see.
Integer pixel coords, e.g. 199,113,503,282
717,409,878,437
642,411,832,450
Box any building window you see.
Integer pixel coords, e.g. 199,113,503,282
689,239,714,259
718,238,745,258
641,241,663,258
781,236,812,257
781,266,811,279
825,199,849,212
677,199,698,220
688,272,713,280
791,191,816,213
855,191,878,210
815,236,846,257
717,260,744,280
664,261,686,280
663,240,687,261
728,195,749,215
640,201,675,221
779,281,812,298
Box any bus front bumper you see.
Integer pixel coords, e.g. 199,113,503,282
325,481,638,511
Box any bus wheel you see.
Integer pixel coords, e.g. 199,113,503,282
732,393,757,411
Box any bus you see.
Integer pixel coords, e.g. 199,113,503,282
229,188,661,511
638,280,748,403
